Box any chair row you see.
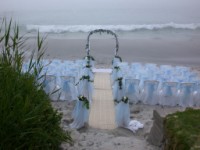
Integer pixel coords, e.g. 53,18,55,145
116,62,200,84
125,78,200,107
41,59,95,101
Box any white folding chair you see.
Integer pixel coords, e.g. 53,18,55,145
178,83,195,107
125,78,140,104
193,83,200,107
159,82,179,106
141,80,159,105
60,76,76,101
43,75,59,101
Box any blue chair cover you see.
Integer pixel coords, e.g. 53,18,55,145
70,66,94,129
113,81,125,102
115,101,130,127
141,80,159,105
131,62,143,72
77,80,93,103
43,75,59,101
80,67,94,80
125,78,140,103
179,83,195,107
112,72,124,102
194,83,200,107
60,76,77,101
70,100,89,129
160,82,178,106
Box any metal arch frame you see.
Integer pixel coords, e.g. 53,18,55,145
85,29,119,57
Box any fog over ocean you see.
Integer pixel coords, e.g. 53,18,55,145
1,0,200,66
1,0,200,38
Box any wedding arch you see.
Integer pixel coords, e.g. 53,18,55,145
85,29,120,59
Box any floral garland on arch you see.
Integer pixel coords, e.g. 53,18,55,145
114,99,120,103
84,55,95,61
86,29,119,56
114,96,129,104
121,96,129,104
75,75,94,86
115,55,122,62
83,55,95,68
84,64,92,69
78,95,90,109
112,55,122,65
114,66,120,71
116,77,123,90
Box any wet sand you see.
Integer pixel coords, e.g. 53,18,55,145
35,37,200,67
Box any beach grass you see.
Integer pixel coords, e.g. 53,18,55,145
164,108,200,150
0,19,72,149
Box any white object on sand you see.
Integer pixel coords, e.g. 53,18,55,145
127,120,144,133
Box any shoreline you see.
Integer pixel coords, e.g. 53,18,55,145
26,37,200,68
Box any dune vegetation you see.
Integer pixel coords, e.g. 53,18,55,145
0,19,72,149
164,108,200,150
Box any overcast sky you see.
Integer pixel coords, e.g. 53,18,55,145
1,0,200,12
1,0,200,24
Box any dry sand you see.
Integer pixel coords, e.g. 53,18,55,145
51,101,185,150
40,36,199,149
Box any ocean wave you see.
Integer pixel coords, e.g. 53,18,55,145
26,23,200,33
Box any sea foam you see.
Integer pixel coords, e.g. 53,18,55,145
26,23,200,33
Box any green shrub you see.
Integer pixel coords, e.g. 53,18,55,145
0,19,72,149
164,108,200,150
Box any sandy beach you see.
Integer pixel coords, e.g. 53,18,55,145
24,34,200,150
1,0,200,149
51,101,185,150
35,36,200,67
38,36,200,149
